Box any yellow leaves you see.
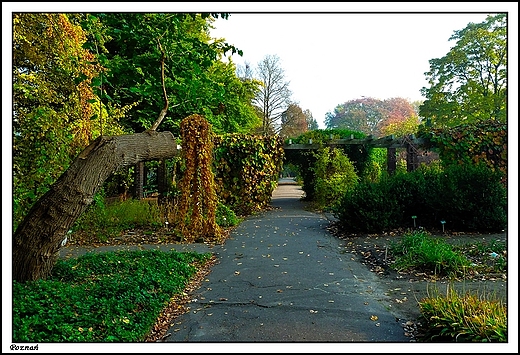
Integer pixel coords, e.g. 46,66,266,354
370,315,378,321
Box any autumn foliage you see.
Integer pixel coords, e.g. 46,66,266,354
419,121,507,184
213,134,285,215
177,115,223,243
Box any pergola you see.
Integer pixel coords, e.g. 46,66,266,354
283,134,428,175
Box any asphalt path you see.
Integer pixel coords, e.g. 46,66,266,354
162,182,411,344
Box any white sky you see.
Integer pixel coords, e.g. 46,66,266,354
210,11,499,128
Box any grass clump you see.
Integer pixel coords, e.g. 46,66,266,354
389,230,472,278
418,285,507,342
73,196,163,241
13,249,212,342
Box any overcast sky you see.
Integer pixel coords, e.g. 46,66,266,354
210,11,496,128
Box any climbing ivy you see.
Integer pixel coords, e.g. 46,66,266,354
418,121,507,184
213,134,285,215
177,114,222,243
285,129,369,201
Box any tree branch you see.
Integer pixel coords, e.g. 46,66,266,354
148,39,169,131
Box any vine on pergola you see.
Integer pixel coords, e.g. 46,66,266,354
177,114,223,243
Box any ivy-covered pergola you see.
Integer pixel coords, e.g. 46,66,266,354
283,134,428,175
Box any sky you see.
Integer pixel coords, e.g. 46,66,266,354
209,10,501,128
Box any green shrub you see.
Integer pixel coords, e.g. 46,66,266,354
312,147,359,210
216,202,239,227
333,181,399,232
419,285,507,342
440,164,507,231
389,231,472,277
333,163,506,233
13,250,212,342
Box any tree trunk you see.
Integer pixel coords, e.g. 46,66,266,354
13,131,178,282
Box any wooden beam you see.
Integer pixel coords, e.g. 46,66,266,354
283,137,425,150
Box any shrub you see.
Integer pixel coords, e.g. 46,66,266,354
440,164,507,231
312,147,359,210
333,163,507,233
216,202,239,227
418,285,507,342
333,181,399,232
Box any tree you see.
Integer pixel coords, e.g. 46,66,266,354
88,13,245,135
325,97,417,137
419,14,507,128
325,97,383,135
11,12,239,282
305,109,319,131
13,13,109,228
253,55,292,135
378,97,420,137
279,103,309,138
13,131,178,282
201,59,262,134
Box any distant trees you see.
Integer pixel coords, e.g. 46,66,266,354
324,97,418,137
419,13,507,128
252,54,292,135
305,109,319,131
279,104,308,138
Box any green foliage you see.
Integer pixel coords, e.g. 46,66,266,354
419,121,507,184
12,250,212,342
361,147,387,183
333,163,506,233
333,181,398,232
178,114,222,243
389,231,472,277
90,13,250,135
216,202,240,227
13,13,101,229
72,194,163,242
419,14,507,127
285,129,370,201
311,148,359,210
419,285,507,342
213,133,285,215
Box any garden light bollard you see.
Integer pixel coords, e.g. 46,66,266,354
440,220,446,233
412,215,417,228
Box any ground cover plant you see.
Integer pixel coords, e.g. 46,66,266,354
418,285,507,342
71,194,239,246
12,249,212,342
389,230,473,278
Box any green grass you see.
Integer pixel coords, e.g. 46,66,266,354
13,249,212,342
418,285,507,342
73,197,239,242
389,230,473,278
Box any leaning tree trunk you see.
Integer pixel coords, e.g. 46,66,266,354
13,131,178,282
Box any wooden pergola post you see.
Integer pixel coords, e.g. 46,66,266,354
406,143,419,172
134,161,144,199
157,159,168,204
387,147,397,175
